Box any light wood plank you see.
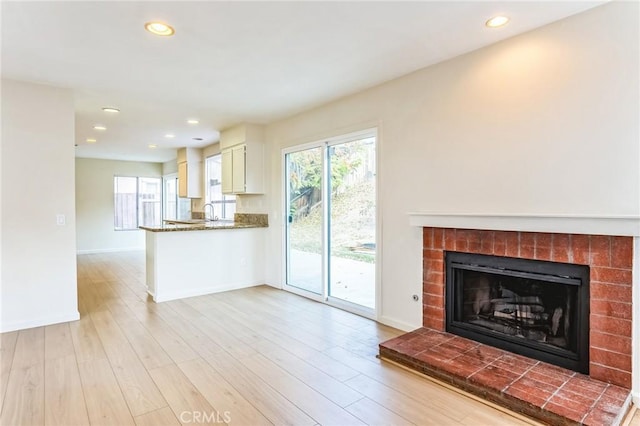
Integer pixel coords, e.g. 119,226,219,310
0,328,45,426
344,374,458,425
194,296,322,361
105,298,174,370
205,351,316,426
90,309,167,416
178,357,272,426
134,406,181,426
147,363,221,425
44,354,90,425
0,362,45,426
263,345,363,407
77,358,136,426
114,297,200,364
622,406,640,426
241,353,366,425
145,302,225,359
345,397,415,426
69,314,107,363
0,331,18,413
11,327,45,368
44,322,75,360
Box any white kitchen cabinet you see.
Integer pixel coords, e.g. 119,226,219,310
220,123,264,194
177,147,202,198
221,149,233,194
232,145,246,193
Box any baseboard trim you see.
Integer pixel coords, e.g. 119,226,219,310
263,282,282,290
153,281,264,303
77,247,144,255
378,315,419,332
0,311,80,333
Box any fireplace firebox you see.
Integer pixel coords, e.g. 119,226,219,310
445,251,590,373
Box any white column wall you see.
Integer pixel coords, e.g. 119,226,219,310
1,79,78,332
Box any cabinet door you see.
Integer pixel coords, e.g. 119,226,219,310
178,162,188,198
232,145,246,193
221,149,233,194
187,161,202,198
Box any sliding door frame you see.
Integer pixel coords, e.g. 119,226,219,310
282,127,381,320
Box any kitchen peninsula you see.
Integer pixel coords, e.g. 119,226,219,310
140,213,268,302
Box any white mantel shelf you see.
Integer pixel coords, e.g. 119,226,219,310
408,213,640,237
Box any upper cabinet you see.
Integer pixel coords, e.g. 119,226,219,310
219,123,264,194
177,147,202,198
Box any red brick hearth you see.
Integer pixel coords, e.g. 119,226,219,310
379,328,629,425
379,227,634,425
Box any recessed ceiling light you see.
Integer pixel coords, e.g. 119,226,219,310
486,16,509,28
148,144,157,149
145,21,175,36
86,138,97,143
102,107,120,113
93,125,107,131
165,133,175,138
192,137,203,141
187,119,199,124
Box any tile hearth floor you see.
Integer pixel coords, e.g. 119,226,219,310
379,328,630,426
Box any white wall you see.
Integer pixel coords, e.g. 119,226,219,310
258,2,640,330
162,158,178,175
75,158,162,253
1,79,79,332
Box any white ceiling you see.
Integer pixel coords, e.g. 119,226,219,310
1,1,605,163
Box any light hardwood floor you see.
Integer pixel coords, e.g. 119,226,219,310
1,251,554,425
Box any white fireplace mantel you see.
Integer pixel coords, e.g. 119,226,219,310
408,213,640,237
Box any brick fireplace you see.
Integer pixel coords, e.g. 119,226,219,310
380,214,639,425
423,227,633,388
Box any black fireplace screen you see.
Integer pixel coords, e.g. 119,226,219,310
445,252,590,373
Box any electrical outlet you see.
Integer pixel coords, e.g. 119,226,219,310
56,214,66,226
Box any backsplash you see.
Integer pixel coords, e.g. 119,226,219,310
234,213,268,226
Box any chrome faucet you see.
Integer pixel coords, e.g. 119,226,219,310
203,203,218,221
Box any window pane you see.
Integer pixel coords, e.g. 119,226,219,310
206,155,223,203
178,197,191,220
164,177,177,220
139,177,162,226
205,155,236,220
114,177,138,230
164,176,191,221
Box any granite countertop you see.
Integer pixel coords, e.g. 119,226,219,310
140,213,268,233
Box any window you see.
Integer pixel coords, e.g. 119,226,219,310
114,176,162,230
163,175,191,221
205,154,236,220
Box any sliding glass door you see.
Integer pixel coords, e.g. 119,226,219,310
327,136,376,309
285,147,324,295
284,130,377,314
